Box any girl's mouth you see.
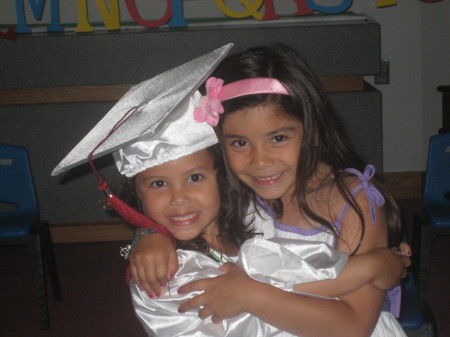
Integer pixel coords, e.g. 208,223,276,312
168,212,200,226
252,173,283,186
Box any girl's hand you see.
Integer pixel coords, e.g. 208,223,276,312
178,263,255,323
369,243,411,291
129,232,178,298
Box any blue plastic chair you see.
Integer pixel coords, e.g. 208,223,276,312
414,132,450,301
0,144,62,330
396,204,436,336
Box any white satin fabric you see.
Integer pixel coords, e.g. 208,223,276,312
114,91,218,177
246,202,408,337
131,237,347,337
52,44,232,176
132,195,407,337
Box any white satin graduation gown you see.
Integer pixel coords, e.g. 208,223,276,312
130,237,347,337
131,234,407,337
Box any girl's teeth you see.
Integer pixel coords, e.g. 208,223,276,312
172,213,196,221
257,174,281,181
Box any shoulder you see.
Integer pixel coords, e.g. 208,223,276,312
332,166,388,254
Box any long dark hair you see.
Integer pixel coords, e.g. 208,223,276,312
120,144,255,254
211,44,400,253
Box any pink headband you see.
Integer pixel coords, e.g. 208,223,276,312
194,77,290,126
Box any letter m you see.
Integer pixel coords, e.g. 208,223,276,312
15,0,64,33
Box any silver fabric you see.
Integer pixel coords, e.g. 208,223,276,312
238,237,347,291
131,237,348,337
131,205,408,337
113,91,217,177
244,202,407,337
52,44,232,176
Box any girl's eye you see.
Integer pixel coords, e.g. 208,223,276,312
272,135,288,143
230,139,248,147
150,180,166,188
188,174,204,183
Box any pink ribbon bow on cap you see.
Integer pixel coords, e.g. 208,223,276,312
194,77,224,127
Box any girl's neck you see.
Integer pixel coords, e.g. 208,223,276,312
278,163,333,228
202,229,238,257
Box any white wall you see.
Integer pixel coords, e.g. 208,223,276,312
421,2,450,166
351,1,450,172
272,0,450,172
1,0,449,172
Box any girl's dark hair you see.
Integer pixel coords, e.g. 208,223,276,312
120,144,255,254
210,44,400,253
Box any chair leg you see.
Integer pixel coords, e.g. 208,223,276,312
419,225,450,301
41,222,62,301
419,225,432,301
30,232,49,330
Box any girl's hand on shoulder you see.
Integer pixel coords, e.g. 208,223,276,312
129,232,178,298
177,263,255,323
367,243,411,291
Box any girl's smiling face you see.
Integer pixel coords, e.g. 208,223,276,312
134,150,220,242
222,104,303,203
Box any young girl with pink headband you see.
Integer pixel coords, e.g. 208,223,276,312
118,89,407,337
130,44,411,336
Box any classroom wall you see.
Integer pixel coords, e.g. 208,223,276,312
192,1,450,173
351,1,450,173
0,17,383,225
1,1,448,172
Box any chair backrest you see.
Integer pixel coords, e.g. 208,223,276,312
0,144,39,217
423,133,450,213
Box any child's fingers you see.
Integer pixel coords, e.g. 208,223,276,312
389,248,411,279
392,242,412,272
153,262,169,287
129,264,139,284
399,242,412,256
198,305,214,320
131,261,162,298
178,291,206,313
211,314,225,324
178,278,209,296
142,267,163,297
167,249,179,282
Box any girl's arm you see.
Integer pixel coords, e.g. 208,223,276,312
178,191,394,337
129,230,409,299
293,244,410,297
129,230,178,297
178,262,383,337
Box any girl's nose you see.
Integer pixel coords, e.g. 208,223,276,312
250,146,274,169
170,187,191,207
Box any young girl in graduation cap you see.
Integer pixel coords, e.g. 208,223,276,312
52,45,410,337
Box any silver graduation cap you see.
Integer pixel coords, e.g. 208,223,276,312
52,43,233,176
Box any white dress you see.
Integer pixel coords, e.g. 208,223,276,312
130,166,407,336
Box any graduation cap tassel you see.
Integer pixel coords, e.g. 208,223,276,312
87,107,176,246
105,190,176,245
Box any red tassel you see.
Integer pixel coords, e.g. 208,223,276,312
86,106,175,245
106,191,176,245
